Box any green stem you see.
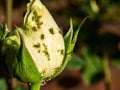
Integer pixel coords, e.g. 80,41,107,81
102,55,111,90
29,82,41,90
6,0,13,31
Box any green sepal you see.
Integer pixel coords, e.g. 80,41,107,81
13,29,42,83
0,24,10,63
52,17,87,78
0,24,9,40
1,35,19,75
64,18,73,54
1,28,42,83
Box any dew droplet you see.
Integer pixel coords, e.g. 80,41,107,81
41,81,47,86
29,83,31,85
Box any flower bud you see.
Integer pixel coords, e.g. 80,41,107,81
1,0,85,84
14,0,65,83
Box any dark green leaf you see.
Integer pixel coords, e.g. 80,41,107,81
81,47,103,85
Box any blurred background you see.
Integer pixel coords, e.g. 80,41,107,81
0,0,120,90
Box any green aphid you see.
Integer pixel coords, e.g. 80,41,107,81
40,34,44,40
49,28,54,34
32,26,37,31
33,43,40,48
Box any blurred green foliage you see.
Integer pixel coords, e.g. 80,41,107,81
66,47,104,84
0,78,25,90
0,79,7,90
64,0,120,85
14,86,25,90
80,47,104,85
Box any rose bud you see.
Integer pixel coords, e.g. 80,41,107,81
1,0,86,89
